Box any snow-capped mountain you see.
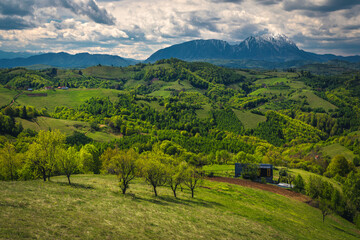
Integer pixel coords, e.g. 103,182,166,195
146,34,360,63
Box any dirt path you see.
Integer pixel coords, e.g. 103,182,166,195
207,176,311,203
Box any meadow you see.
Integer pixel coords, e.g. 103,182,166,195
1,174,359,240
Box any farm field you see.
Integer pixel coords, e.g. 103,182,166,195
15,88,121,112
233,109,266,129
322,143,355,161
16,117,120,142
291,90,337,111
1,174,359,240
0,87,18,106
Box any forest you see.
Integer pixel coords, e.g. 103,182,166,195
1,59,360,227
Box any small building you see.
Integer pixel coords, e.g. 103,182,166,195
27,88,33,91
235,163,273,182
44,86,52,90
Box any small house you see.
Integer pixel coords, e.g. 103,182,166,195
44,86,52,90
235,163,273,182
27,88,33,91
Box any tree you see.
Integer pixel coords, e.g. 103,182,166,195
343,171,360,211
184,167,203,198
140,153,167,197
287,173,295,188
0,142,19,180
111,149,139,194
293,174,305,193
57,147,79,185
319,198,331,223
167,160,188,198
325,155,353,177
79,144,100,174
27,130,65,181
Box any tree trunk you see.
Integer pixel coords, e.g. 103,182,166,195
42,170,47,181
173,189,177,198
122,187,127,194
67,175,71,185
191,188,194,198
153,185,158,197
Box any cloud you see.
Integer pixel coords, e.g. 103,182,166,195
256,0,282,5
0,0,115,26
0,0,35,16
283,0,360,13
58,0,115,25
0,16,34,30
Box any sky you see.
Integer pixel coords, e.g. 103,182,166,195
0,0,359,60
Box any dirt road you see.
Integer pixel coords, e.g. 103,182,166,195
207,176,311,203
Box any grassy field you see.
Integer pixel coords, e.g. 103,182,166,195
233,109,266,129
203,164,235,177
274,168,342,191
15,88,121,112
195,103,212,119
0,87,18,107
322,143,355,161
1,174,359,239
291,90,337,111
17,117,90,135
17,117,121,142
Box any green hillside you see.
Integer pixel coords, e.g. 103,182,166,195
1,175,359,240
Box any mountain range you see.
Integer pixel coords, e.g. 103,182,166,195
0,34,359,69
0,52,138,68
146,34,360,64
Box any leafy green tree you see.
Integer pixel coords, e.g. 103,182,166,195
140,153,167,197
57,147,79,185
293,174,305,193
111,149,139,194
27,130,65,181
343,171,360,211
319,198,331,223
184,167,203,198
0,142,20,180
79,144,100,174
167,160,188,198
325,155,353,177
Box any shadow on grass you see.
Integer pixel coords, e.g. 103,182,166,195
331,225,359,237
118,192,223,208
52,181,95,190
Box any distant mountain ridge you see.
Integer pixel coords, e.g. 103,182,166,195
0,52,138,68
146,34,360,63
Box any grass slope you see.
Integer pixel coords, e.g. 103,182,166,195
17,117,121,142
233,109,266,129
322,143,355,161
15,88,121,112
1,175,359,239
0,87,18,107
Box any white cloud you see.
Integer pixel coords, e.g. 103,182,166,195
0,0,359,58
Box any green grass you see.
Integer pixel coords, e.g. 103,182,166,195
203,164,235,177
17,117,121,142
0,87,18,107
195,103,212,119
322,143,355,161
274,168,342,191
233,109,266,129
15,88,121,112
1,175,359,239
137,100,165,111
291,90,337,111
16,117,90,135
254,77,289,85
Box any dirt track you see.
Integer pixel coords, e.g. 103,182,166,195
207,176,311,203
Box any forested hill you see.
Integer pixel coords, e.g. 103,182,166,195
1,59,360,228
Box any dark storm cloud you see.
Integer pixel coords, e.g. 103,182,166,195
255,0,282,6
59,0,115,25
283,0,360,13
0,16,34,30
0,0,115,25
0,0,35,16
